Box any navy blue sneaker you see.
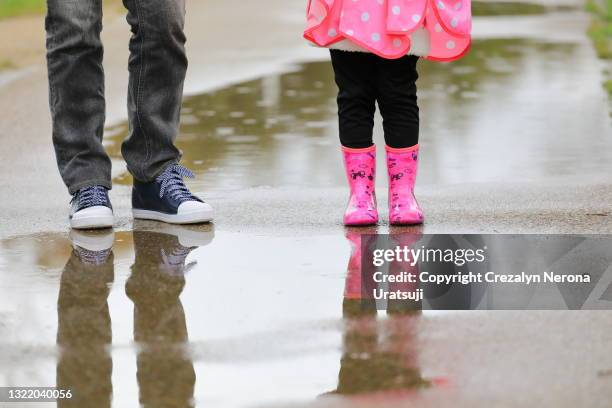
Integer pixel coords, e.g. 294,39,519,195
132,164,214,224
70,185,114,229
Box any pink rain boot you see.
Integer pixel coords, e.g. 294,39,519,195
386,145,424,225
342,145,379,226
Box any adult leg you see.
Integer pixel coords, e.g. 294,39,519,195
376,55,420,149
122,0,212,225
46,0,111,194
330,50,378,149
121,0,187,182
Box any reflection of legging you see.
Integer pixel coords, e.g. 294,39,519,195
334,232,429,396
335,314,427,395
339,233,427,394
330,50,420,149
57,249,114,408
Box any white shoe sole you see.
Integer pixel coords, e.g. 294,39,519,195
70,230,115,251
70,206,114,230
70,215,114,230
132,208,214,225
131,222,215,247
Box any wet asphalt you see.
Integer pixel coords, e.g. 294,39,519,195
0,1,611,407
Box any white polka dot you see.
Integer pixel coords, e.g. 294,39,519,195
454,1,462,10
371,32,381,42
446,40,456,49
346,29,354,36
392,5,401,15
328,28,337,37
361,12,370,22
412,14,421,23
392,38,403,48
451,17,459,28
437,1,445,9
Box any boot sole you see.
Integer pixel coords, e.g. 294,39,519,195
344,220,379,226
390,219,424,226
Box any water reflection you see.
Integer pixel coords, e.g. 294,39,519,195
56,226,214,407
106,62,341,191
57,231,115,408
325,229,441,401
127,230,197,408
105,34,612,192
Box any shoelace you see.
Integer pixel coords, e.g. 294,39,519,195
160,245,197,276
74,247,112,265
72,185,109,208
156,164,197,202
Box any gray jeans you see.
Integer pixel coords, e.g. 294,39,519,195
46,0,186,194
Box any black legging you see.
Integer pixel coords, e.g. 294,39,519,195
330,49,420,149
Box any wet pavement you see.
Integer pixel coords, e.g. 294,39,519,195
106,35,612,192
1,1,612,407
104,7,611,235
2,226,612,407
0,0,610,236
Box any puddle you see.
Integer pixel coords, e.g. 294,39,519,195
106,36,612,192
0,225,445,407
472,1,572,16
0,66,36,88
1,228,611,406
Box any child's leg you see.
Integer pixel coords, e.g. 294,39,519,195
331,50,379,225
376,55,420,148
330,50,378,148
376,55,423,225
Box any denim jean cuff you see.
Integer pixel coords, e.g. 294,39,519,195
68,179,112,195
132,160,180,183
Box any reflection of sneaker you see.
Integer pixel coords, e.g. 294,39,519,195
132,164,214,225
133,221,215,248
70,185,114,229
69,230,115,265
131,223,215,276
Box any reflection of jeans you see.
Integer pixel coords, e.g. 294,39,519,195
57,249,114,408
46,0,186,194
126,231,196,408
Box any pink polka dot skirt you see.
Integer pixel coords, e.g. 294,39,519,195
304,0,472,61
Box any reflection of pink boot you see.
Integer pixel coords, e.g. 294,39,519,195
342,145,379,226
386,145,424,225
344,231,378,316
